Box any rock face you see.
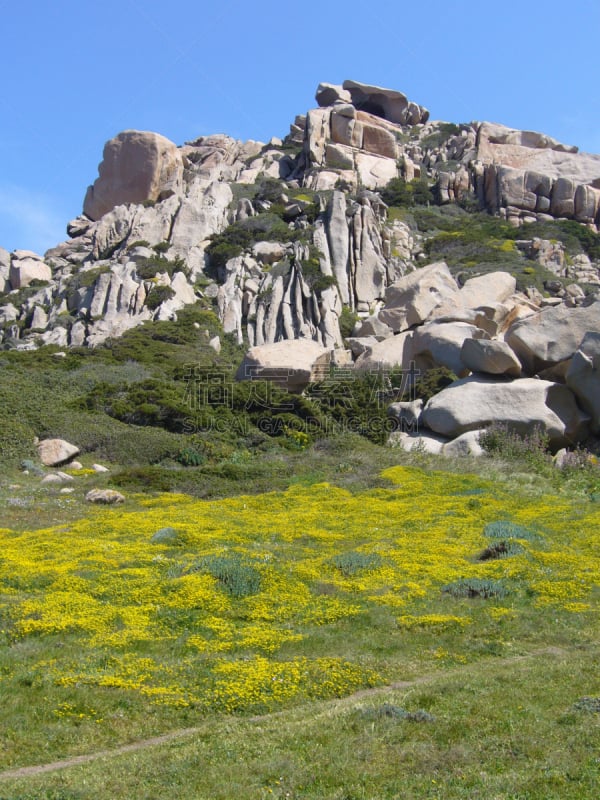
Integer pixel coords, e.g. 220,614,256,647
422,376,589,448
566,332,600,432
83,131,184,221
236,339,331,392
37,439,80,467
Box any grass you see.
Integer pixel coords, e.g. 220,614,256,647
0,461,600,797
0,645,598,798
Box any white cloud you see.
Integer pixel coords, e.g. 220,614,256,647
0,185,68,255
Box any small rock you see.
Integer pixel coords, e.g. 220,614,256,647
60,487,75,494
85,489,125,504
69,461,83,470
387,399,423,432
41,474,65,485
92,464,109,473
443,430,485,457
55,471,75,481
388,430,448,454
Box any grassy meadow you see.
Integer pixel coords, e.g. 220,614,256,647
1,457,599,798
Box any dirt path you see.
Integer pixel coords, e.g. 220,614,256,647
0,645,569,781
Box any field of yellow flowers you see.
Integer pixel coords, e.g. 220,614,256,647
1,465,599,774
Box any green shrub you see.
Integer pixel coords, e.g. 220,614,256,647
137,255,188,280
412,366,457,402
111,466,177,491
0,419,35,461
196,554,261,598
145,285,175,311
359,704,435,723
299,258,337,292
479,423,551,469
150,527,181,545
331,551,383,576
339,307,359,339
483,521,539,542
442,578,508,599
176,447,205,467
382,177,412,207
420,122,462,150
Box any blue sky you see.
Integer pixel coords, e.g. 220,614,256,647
1,0,599,254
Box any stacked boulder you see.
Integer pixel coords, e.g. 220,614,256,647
356,262,598,453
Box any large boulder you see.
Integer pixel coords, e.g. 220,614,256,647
458,271,517,309
410,321,488,377
342,80,429,125
354,331,414,372
315,82,352,107
421,376,589,448
443,430,485,458
506,299,600,375
37,438,80,467
460,338,522,378
378,262,459,332
387,399,423,433
236,339,331,392
83,130,184,221
9,251,52,289
566,332,600,433
388,430,448,454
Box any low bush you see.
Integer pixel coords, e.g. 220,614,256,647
136,255,188,280
442,578,508,599
381,177,434,209
145,285,175,310
483,520,539,541
359,704,435,723
479,423,551,470
196,554,261,598
331,551,383,576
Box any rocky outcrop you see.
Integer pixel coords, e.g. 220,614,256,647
2,76,600,458
475,123,600,225
83,131,184,221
